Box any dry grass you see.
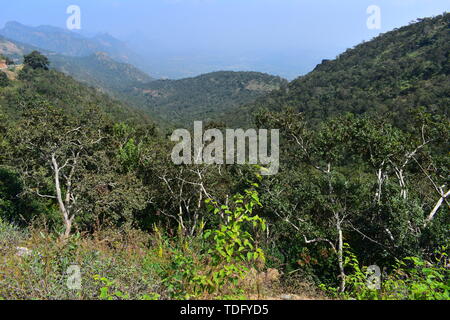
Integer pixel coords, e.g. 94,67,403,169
0,223,325,300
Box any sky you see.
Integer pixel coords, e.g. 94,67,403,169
1,0,449,79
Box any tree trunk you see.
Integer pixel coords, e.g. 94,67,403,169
51,154,72,239
426,189,450,223
337,221,346,293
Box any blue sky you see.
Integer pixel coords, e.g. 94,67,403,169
1,0,449,79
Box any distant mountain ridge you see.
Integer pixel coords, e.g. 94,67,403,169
0,27,286,128
0,21,151,74
0,34,153,95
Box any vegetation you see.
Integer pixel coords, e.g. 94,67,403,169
321,244,449,300
0,72,8,88
0,21,143,68
125,71,287,126
0,56,152,125
23,51,49,70
0,14,449,301
227,13,450,127
50,52,154,94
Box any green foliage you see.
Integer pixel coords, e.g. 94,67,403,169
0,72,9,88
125,71,287,127
200,187,266,293
395,252,449,300
4,61,152,125
23,51,49,70
242,13,450,128
204,188,266,265
94,275,129,300
153,188,267,299
0,54,14,66
94,275,161,300
0,167,44,225
158,237,206,299
256,107,448,290
323,244,450,300
117,137,142,172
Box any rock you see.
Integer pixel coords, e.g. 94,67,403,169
16,247,32,257
280,294,294,300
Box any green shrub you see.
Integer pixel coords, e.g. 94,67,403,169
0,217,27,253
0,72,9,88
0,229,162,300
322,244,450,300
153,186,267,299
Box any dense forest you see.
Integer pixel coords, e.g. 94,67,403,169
0,14,448,300
124,71,287,126
225,13,450,128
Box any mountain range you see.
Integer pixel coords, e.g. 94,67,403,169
1,14,449,129
0,34,154,95
0,21,146,69
0,22,288,126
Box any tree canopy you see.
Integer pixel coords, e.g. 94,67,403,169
23,50,50,70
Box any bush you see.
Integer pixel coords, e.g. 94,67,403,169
0,218,27,254
150,187,267,299
23,51,49,70
0,228,162,300
322,244,450,300
0,72,9,88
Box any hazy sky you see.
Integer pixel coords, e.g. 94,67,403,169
1,0,449,79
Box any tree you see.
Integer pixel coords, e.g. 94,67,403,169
0,54,14,66
255,108,449,293
8,101,153,237
9,103,105,238
23,51,50,70
0,72,9,88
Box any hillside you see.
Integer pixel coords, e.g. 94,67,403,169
231,13,450,127
50,52,154,94
0,34,43,62
0,62,153,126
0,22,145,69
0,35,153,96
126,71,287,126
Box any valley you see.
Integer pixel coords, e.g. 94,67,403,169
0,12,448,302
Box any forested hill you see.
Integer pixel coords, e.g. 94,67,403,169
231,13,450,127
0,59,153,126
125,71,287,126
0,36,154,96
50,52,154,94
0,21,143,68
